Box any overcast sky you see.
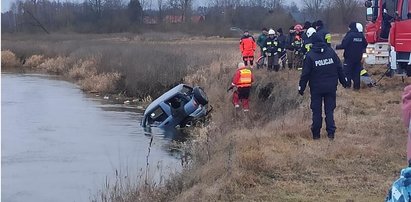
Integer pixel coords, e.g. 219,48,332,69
1,0,299,13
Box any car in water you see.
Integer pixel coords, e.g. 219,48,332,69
141,84,210,129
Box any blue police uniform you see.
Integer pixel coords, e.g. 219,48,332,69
316,21,332,47
299,33,348,139
336,22,368,90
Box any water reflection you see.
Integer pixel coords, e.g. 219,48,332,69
1,73,182,202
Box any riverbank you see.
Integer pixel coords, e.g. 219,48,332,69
3,33,411,201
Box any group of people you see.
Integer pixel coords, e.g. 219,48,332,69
233,20,370,140
239,20,334,72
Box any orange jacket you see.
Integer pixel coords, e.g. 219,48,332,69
232,67,254,88
240,36,256,57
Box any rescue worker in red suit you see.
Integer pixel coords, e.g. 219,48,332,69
239,31,256,67
231,62,254,111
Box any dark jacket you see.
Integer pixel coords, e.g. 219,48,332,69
277,33,287,52
302,31,311,54
257,34,267,48
286,32,296,50
316,26,331,47
336,25,368,63
299,33,347,93
262,36,280,54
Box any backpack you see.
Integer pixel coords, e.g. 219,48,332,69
386,167,411,202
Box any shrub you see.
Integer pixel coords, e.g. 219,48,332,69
37,56,72,74
1,50,20,67
23,54,45,68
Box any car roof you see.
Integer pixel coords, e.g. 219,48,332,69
144,84,192,116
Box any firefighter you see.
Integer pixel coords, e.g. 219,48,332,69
286,26,297,69
263,29,281,71
257,28,268,57
292,24,304,70
360,68,376,87
315,20,332,47
230,62,254,112
298,32,348,140
336,22,368,90
277,28,287,69
239,30,256,67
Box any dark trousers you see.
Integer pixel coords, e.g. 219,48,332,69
267,53,279,71
243,56,254,66
233,87,251,109
310,90,336,139
344,61,361,90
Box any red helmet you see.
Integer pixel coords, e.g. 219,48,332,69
294,24,303,32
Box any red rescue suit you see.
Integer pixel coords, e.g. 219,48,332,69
232,67,254,110
240,36,256,66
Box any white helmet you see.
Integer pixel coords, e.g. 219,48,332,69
306,27,316,38
237,62,245,69
268,29,275,35
356,23,363,32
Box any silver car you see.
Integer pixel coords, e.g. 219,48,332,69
141,84,210,129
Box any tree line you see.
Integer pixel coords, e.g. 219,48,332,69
1,0,365,35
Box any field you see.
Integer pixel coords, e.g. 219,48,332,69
2,33,411,201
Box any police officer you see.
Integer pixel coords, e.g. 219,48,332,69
315,20,332,47
263,29,281,72
298,32,348,140
336,22,368,90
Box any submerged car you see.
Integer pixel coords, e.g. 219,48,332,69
141,84,210,129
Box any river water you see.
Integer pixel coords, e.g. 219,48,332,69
1,73,181,202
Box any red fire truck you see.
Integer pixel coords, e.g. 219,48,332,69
364,0,411,75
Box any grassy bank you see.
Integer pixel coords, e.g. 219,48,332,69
3,33,411,201
93,41,411,201
2,33,237,99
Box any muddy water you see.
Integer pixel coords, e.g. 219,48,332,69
2,73,180,202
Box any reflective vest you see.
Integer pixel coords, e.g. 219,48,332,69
237,69,252,87
360,69,367,76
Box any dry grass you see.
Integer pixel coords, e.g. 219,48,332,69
100,42,410,201
23,54,46,68
2,33,237,98
1,50,20,67
3,33,409,201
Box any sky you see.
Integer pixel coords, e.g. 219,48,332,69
1,0,299,13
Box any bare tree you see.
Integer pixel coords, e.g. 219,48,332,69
158,0,164,22
333,0,360,25
302,0,326,20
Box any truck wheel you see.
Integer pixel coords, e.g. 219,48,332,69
193,86,208,105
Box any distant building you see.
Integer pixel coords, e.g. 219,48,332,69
143,16,158,25
191,15,205,24
162,15,205,24
164,15,184,24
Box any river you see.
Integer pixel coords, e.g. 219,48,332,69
1,73,181,202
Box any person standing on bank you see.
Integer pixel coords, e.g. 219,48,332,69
336,22,368,90
240,30,257,67
298,32,348,140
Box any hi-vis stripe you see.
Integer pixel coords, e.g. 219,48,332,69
360,69,367,76
325,33,332,43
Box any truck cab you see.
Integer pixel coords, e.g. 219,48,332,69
364,0,390,65
365,0,411,76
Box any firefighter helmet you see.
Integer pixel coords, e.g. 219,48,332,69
268,29,275,35
306,27,316,38
356,23,363,32
294,24,303,32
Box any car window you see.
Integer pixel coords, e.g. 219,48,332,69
167,94,189,108
148,107,167,124
181,86,193,95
